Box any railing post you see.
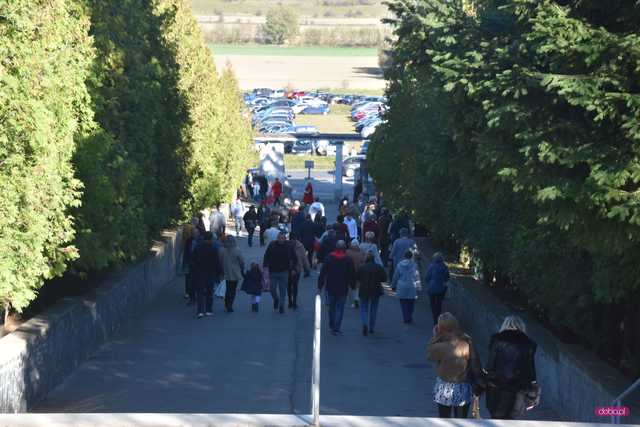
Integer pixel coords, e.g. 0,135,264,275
311,293,321,427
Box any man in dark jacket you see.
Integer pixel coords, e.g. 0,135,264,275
317,240,356,335
263,231,297,313
357,251,387,336
425,252,450,325
258,202,271,246
290,203,306,237
317,229,337,265
300,214,316,267
243,205,258,247
191,231,222,318
377,208,392,264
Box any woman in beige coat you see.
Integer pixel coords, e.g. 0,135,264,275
346,239,366,308
218,235,245,313
427,312,483,418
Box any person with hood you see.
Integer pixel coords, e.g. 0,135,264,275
191,231,223,318
243,205,259,247
389,228,416,278
425,252,450,325
359,231,383,267
263,231,297,313
346,239,366,308
317,240,356,335
427,312,483,418
485,316,538,419
357,251,387,336
303,181,314,205
309,197,325,221
218,235,245,313
392,250,421,324
241,262,264,312
288,233,311,309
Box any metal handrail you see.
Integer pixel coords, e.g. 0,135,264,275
612,377,640,424
310,294,321,427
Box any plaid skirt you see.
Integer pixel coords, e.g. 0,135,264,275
433,377,472,407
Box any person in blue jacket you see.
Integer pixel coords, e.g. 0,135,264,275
425,252,450,325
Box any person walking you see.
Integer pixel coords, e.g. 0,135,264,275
241,262,264,312
182,225,197,304
346,239,365,308
271,177,283,205
377,208,392,264
362,215,380,243
288,233,310,309
359,231,383,267
303,181,314,205
230,198,245,237
300,214,316,268
243,205,258,247
264,221,281,247
344,212,359,242
309,197,325,221
334,216,349,243
290,201,305,237
317,240,356,335
389,228,416,278
257,202,271,246
218,235,245,313
191,231,222,318
317,228,337,266
257,174,269,202
357,251,387,336
209,206,226,238
426,252,450,325
427,312,483,418
263,231,297,313
392,250,421,324
389,211,411,244
485,316,538,419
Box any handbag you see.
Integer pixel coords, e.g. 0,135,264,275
511,383,541,418
215,281,226,298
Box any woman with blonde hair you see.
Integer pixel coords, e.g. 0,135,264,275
427,312,483,418
485,315,538,419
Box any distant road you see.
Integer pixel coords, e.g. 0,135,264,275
196,14,385,27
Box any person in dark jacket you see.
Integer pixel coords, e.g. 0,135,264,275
182,225,197,304
425,252,450,325
191,231,222,318
263,232,297,313
243,205,258,247
300,214,316,267
334,216,349,243
389,211,410,243
317,229,337,265
313,215,326,240
357,251,387,336
241,262,264,312
317,240,356,335
377,208,392,264
258,202,271,246
485,316,538,419
290,202,306,237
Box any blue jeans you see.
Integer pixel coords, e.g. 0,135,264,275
328,294,347,332
360,296,380,331
399,299,415,323
270,271,289,307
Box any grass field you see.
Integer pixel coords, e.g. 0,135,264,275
210,44,377,57
295,104,355,134
191,0,387,18
285,154,335,170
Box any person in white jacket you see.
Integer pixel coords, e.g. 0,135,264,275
344,213,358,242
308,197,325,222
230,198,245,236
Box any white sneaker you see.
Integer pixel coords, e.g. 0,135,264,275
197,313,204,319
205,312,213,316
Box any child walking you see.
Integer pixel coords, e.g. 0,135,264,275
241,262,264,312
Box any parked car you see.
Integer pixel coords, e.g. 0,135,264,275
287,91,305,99
301,105,330,115
284,125,319,135
270,89,285,98
361,119,382,138
315,140,337,156
268,99,298,108
342,155,365,178
355,114,380,132
290,140,315,155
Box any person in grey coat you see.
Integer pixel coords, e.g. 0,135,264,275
392,250,421,324
388,228,416,278
218,235,245,312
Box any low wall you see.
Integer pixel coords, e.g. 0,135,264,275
443,276,639,424
0,229,182,413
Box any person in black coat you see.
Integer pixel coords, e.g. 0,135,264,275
300,214,316,267
190,231,223,318
241,262,264,312
317,229,337,265
317,240,356,335
257,202,271,246
243,205,259,247
485,315,538,419
357,251,388,336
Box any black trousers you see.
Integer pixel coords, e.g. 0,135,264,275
247,227,255,246
437,403,469,418
259,225,267,246
196,282,213,314
185,273,195,301
225,281,238,310
288,271,300,305
429,292,445,325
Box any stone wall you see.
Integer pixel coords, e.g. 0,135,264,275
443,276,639,424
0,229,182,413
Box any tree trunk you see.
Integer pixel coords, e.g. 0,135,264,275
2,301,9,328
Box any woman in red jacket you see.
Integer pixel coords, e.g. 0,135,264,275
303,181,314,205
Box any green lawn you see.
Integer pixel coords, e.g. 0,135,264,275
295,104,355,134
285,154,335,170
210,44,377,57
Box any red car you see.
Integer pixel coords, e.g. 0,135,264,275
286,91,305,99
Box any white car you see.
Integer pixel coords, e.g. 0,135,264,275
270,89,285,98
361,120,382,138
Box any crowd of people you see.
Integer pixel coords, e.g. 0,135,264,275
179,176,540,421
